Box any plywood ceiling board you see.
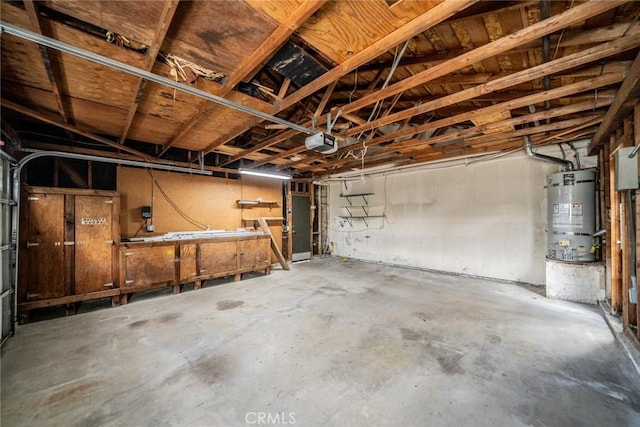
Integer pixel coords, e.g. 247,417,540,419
66,97,128,136
47,49,140,109
43,0,165,46
244,0,303,23
45,14,147,68
1,83,59,116
133,80,200,124
491,9,530,72
0,3,57,90
389,0,445,23
457,16,501,73
126,113,184,146
0,34,52,91
133,63,204,122
161,1,279,76
296,0,398,64
482,13,514,72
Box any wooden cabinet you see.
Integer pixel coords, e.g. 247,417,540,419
18,187,120,318
239,237,270,271
199,240,238,276
22,193,65,301
119,234,271,302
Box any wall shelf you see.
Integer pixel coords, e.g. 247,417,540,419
339,193,382,226
237,200,279,208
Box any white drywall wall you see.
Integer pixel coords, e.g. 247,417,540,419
328,144,596,286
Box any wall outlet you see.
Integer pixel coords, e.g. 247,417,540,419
146,224,154,232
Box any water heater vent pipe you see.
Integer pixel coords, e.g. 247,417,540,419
523,136,573,171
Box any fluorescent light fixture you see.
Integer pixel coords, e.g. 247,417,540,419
238,168,292,180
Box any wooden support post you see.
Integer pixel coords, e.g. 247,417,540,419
622,119,636,327
603,141,612,300
636,104,640,337
610,143,622,313
621,186,631,326
258,217,289,270
286,183,293,261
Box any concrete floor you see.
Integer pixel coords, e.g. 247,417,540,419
2,258,640,426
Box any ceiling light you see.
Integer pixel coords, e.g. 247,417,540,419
238,168,292,180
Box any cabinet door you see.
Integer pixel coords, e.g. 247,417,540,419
199,241,237,276
124,246,175,287
24,193,65,300
74,196,115,294
239,238,270,270
179,244,197,281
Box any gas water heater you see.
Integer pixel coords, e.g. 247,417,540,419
546,169,596,262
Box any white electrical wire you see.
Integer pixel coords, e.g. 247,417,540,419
146,169,208,230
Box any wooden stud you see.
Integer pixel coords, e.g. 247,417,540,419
611,138,622,313
622,118,637,326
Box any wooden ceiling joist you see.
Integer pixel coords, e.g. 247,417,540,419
342,33,640,136
278,73,623,171
1,98,149,159
2,0,639,176
216,82,340,167
589,51,640,154
353,20,639,76
294,115,603,173
196,0,477,159
117,0,180,145
23,0,70,125
157,0,328,158
276,0,479,113
334,0,630,121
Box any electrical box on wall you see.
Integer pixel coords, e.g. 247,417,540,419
141,205,152,219
614,147,639,190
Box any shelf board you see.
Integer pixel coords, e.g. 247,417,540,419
339,193,374,197
242,217,284,221
237,200,279,206
338,215,384,218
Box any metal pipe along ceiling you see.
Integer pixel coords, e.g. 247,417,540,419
0,22,315,136
523,135,573,170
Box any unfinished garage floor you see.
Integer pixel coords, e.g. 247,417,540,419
2,258,639,426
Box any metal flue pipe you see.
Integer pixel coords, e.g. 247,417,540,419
523,136,574,170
